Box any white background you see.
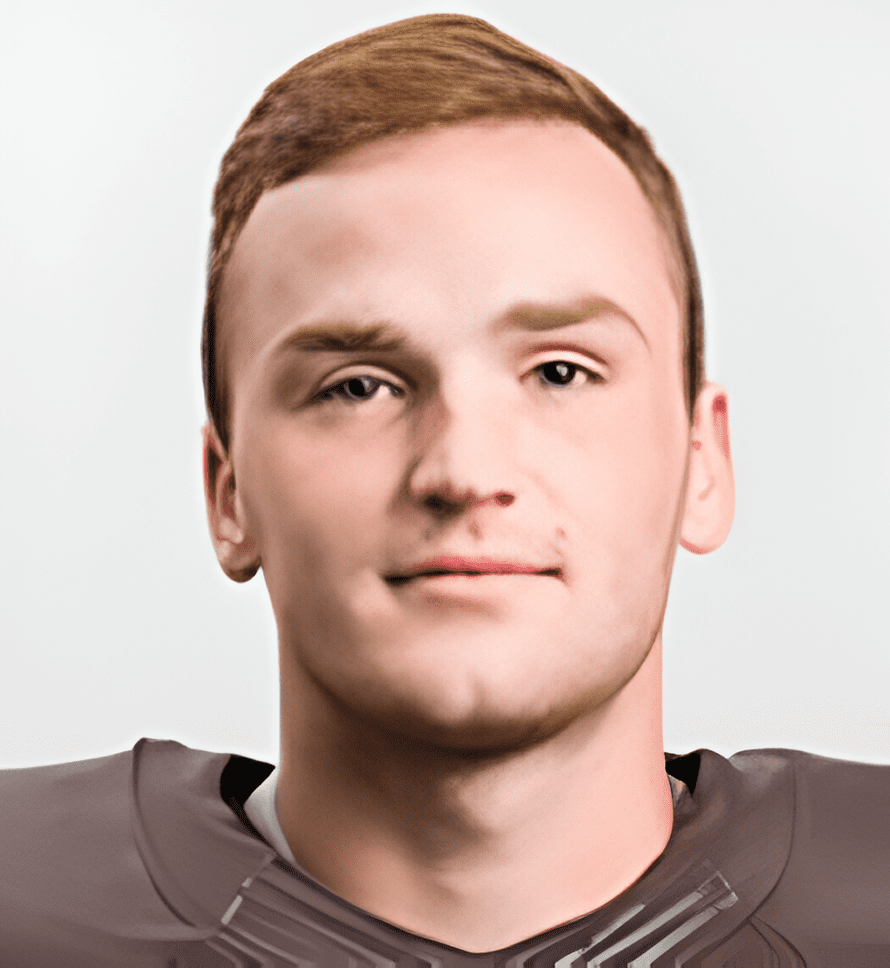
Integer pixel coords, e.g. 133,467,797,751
2,1,888,769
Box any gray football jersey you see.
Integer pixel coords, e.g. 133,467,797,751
2,738,889,966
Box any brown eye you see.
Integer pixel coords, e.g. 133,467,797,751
537,361,580,387
342,376,380,399
316,375,403,403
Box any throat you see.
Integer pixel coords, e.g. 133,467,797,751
274,730,674,953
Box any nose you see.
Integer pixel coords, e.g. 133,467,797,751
406,393,518,517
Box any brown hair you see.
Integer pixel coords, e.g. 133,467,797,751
202,13,704,450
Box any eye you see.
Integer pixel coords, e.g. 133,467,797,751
535,360,598,388
315,375,403,403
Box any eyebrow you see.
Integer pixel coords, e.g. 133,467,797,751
499,297,648,347
273,295,646,357
276,322,408,354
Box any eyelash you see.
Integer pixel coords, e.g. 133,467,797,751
313,375,404,404
533,359,602,389
313,359,602,405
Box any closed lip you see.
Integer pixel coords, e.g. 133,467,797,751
386,556,562,583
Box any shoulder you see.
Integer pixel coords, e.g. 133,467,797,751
0,741,155,826
0,745,141,901
736,749,890,950
0,739,245,967
729,747,890,857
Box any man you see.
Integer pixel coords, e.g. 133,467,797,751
1,13,888,967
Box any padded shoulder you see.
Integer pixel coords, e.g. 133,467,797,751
744,749,890,949
0,744,225,967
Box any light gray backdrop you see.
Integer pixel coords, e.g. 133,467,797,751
2,1,888,768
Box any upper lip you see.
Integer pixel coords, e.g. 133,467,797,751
386,555,562,582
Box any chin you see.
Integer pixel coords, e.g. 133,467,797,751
286,600,660,757
338,659,616,758
378,709,570,759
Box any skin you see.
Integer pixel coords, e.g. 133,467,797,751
204,120,735,952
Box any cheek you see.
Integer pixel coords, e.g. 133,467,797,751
240,423,402,563
556,388,688,556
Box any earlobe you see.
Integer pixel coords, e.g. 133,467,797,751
202,422,261,582
679,382,735,555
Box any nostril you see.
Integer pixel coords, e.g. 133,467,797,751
424,494,456,515
420,489,514,514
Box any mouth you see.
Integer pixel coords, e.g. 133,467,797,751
385,556,563,584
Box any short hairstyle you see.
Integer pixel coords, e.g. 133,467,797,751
202,13,704,451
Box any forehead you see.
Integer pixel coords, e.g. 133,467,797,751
220,120,682,377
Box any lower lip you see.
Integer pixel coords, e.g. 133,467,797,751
388,572,557,599
397,571,549,581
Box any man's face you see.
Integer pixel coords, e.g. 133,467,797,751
219,121,691,750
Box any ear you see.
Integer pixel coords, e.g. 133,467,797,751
202,422,261,582
680,382,735,555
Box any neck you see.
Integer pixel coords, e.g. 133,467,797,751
275,635,674,953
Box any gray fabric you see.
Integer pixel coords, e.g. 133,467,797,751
1,739,888,966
